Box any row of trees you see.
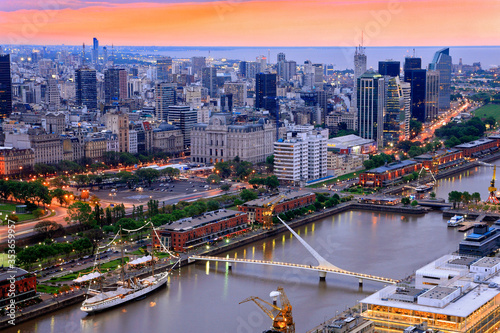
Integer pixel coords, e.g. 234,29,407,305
0,179,51,207
435,117,491,147
16,237,93,268
214,157,255,180
448,191,481,209
363,153,395,170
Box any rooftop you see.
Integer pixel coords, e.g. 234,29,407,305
455,138,494,149
161,209,245,232
241,190,314,208
471,257,500,269
327,134,374,148
366,160,418,174
419,286,457,300
0,267,29,283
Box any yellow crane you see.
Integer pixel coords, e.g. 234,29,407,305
486,165,499,204
262,195,285,229
239,286,295,333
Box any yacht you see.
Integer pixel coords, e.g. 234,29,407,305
447,215,464,227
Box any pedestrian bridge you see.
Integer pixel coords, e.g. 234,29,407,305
188,216,399,286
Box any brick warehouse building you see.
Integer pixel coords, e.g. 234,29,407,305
0,267,37,307
455,138,497,158
359,160,422,187
413,148,464,173
238,191,316,224
152,209,248,252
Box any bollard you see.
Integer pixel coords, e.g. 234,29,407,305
319,271,326,281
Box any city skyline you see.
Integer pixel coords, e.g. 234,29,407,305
1,0,500,47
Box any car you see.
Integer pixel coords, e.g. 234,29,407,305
193,189,197,192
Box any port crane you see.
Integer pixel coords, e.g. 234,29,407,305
239,286,295,333
262,195,285,229
486,165,499,204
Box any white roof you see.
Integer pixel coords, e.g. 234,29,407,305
128,255,152,265
74,271,102,283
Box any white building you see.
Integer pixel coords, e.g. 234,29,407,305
129,129,138,154
274,128,327,184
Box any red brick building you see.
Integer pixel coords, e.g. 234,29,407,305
152,209,248,252
413,148,464,173
0,267,37,307
359,160,422,187
238,191,316,224
455,138,498,158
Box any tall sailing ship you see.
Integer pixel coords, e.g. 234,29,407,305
79,222,179,313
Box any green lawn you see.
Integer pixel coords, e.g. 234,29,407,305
0,203,36,222
474,104,500,122
307,170,364,188
0,253,12,266
45,258,130,283
37,284,61,294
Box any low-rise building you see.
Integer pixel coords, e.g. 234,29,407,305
413,148,464,173
458,222,500,257
84,136,107,163
327,152,368,177
238,191,316,224
455,138,497,158
0,267,37,307
361,254,500,332
152,123,184,155
359,160,422,187
0,147,35,175
152,209,248,252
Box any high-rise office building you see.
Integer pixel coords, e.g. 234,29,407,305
155,82,177,122
0,54,12,120
401,82,411,140
92,38,99,66
404,69,427,122
383,76,405,147
245,62,260,80
255,73,277,115
352,46,367,112
277,52,286,62
167,105,197,148
224,82,247,107
47,78,60,111
191,57,206,78
426,70,440,121
104,68,127,104
157,57,172,82
239,61,247,78
102,46,108,66
357,71,384,147
429,47,452,112
378,60,400,77
202,67,217,97
277,60,296,81
76,68,97,110
403,57,421,79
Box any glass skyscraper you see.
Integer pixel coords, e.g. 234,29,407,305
0,54,12,120
429,47,452,112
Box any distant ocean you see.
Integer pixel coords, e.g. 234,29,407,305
143,46,500,70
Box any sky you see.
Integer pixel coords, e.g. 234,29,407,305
0,0,499,47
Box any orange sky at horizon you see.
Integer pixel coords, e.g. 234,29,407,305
1,0,499,46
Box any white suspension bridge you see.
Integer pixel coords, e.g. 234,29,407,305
188,217,399,286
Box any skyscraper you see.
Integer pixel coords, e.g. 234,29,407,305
202,67,217,97
255,73,277,115
239,61,247,78
357,71,384,147
157,57,173,82
429,48,452,112
167,105,197,148
352,46,367,112
403,57,421,80
155,82,177,122
47,78,60,111
404,69,427,122
277,52,286,62
104,68,127,104
0,54,12,120
425,70,440,121
92,38,99,66
76,68,97,109
102,46,108,66
378,60,400,77
383,76,404,147
191,57,206,78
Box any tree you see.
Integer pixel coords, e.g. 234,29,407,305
32,208,45,219
264,175,280,191
135,168,160,187
214,162,232,179
162,167,180,181
401,197,411,206
240,189,258,202
448,191,462,209
50,188,71,206
66,201,95,228
207,174,221,184
220,184,231,192
411,200,419,207
461,191,472,207
472,192,481,204
266,155,275,172
430,192,436,199
410,119,423,139
34,221,63,239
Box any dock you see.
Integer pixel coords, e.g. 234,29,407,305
457,214,486,232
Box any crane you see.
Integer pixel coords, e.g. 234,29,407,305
486,165,499,204
239,286,294,333
262,195,285,229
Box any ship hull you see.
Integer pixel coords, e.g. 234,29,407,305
81,273,168,313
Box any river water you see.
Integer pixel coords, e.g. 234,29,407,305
9,164,497,333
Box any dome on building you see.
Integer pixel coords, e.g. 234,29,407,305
156,122,178,131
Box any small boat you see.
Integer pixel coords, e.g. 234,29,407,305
415,184,432,193
447,215,464,227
